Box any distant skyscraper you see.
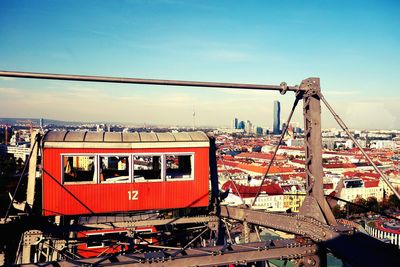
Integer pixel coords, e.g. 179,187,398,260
232,118,238,129
273,101,281,134
238,121,245,130
244,120,253,134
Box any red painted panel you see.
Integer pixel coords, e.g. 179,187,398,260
42,147,209,216
76,227,157,258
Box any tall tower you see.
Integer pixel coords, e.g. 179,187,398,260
273,100,281,134
244,120,253,134
192,107,196,130
232,118,238,129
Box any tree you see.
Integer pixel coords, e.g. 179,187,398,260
332,204,345,219
353,197,367,214
366,196,379,212
388,194,400,209
379,197,391,211
0,155,17,177
345,197,367,215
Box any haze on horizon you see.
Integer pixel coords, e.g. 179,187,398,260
0,1,399,130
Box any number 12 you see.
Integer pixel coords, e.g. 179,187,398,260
128,190,139,200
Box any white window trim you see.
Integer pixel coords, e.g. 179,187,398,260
132,153,165,183
85,233,105,249
61,154,98,185
164,153,195,181
60,152,196,184
98,154,132,184
85,231,128,249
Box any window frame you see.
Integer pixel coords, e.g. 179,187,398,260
98,154,133,184
85,233,105,249
60,152,196,184
132,153,165,183
164,153,195,181
61,154,98,185
85,231,128,249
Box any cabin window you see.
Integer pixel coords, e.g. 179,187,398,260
99,156,130,183
166,155,193,179
63,156,96,183
86,232,127,248
103,232,127,246
86,234,103,248
133,155,162,181
133,228,153,244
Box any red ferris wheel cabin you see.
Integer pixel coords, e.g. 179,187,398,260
41,131,210,216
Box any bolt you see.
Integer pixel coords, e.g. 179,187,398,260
307,257,316,266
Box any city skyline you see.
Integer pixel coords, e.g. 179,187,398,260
0,1,399,129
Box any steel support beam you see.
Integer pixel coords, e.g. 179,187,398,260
24,240,318,267
220,206,346,242
0,70,302,92
18,230,43,264
243,221,251,243
219,206,400,267
79,216,218,229
300,78,336,226
20,211,400,267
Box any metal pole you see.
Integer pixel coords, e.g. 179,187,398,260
300,78,336,226
319,93,400,201
303,79,324,200
0,70,302,92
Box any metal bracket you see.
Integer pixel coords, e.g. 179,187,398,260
280,82,288,95
300,78,321,96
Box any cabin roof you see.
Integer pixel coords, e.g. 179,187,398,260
43,131,209,148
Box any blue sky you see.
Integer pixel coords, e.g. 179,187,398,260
0,0,399,129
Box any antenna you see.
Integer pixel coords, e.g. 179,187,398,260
192,106,196,130
5,124,8,145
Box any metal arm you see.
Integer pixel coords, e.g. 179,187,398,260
0,70,302,92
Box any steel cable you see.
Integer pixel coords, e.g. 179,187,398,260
319,92,400,201
4,134,39,221
251,92,303,207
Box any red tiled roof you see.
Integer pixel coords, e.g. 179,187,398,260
217,168,244,174
343,171,380,179
279,172,307,180
218,160,238,167
218,160,295,175
236,163,295,175
222,180,283,198
323,163,356,169
386,170,400,176
280,146,304,151
323,183,334,189
362,179,380,188
291,159,305,164
236,152,286,161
